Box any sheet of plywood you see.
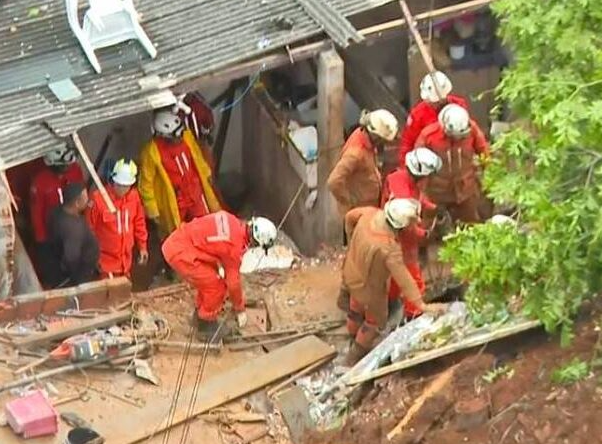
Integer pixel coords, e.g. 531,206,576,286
111,335,335,444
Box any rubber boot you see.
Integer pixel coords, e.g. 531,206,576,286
337,287,350,312
196,318,231,343
345,342,368,367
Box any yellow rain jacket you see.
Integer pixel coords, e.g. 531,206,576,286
138,129,222,237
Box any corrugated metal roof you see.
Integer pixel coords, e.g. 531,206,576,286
0,0,390,169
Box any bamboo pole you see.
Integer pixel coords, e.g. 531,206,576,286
71,132,116,214
398,0,445,101
346,320,541,386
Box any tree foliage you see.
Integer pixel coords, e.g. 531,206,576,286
440,0,602,345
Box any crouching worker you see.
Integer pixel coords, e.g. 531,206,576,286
342,199,446,365
161,211,278,341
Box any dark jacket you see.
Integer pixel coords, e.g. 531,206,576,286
48,206,99,286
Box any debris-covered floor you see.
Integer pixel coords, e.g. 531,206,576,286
0,247,600,444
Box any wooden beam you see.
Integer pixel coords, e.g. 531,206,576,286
110,335,335,444
13,309,132,350
72,132,116,214
316,48,345,244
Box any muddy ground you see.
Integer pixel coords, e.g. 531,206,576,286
1,247,601,444
315,302,602,444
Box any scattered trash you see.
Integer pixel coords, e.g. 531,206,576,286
5,390,58,438
65,427,104,444
133,359,160,385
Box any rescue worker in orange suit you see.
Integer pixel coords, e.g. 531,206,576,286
342,199,447,365
380,148,443,320
30,145,85,287
139,108,222,239
162,212,278,341
399,71,469,165
416,103,490,223
327,109,399,313
327,109,399,219
87,159,149,279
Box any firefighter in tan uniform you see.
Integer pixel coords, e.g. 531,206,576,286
342,198,447,365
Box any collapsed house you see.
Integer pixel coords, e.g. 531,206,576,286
0,0,503,298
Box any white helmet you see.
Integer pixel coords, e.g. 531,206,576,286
153,109,185,139
384,198,420,230
43,146,77,167
439,104,471,138
112,158,138,186
360,109,399,142
405,147,442,177
420,71,452,103
251,217,278,251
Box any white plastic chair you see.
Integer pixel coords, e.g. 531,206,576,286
66,0,157,73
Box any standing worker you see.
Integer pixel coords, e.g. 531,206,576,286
328,109,399,313
380,148,442,319
327,109,399,218
87,159,149,279
343,199,446,365
30,144,85,287
399,71,469,164
162,211,278,341
47,183,99,287
139,108,222,239
416,104,490,223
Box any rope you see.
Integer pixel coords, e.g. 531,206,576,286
216,67,263,113
178,319,225,444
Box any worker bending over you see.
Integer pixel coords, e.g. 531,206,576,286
343,199,446,365
139,108,222,239
47,183,99,287
327,109,399,218
161,212,278,341
30,144,84,287
87,159,148,279
380,148,442,319
416,104,490,223
399,71,468,164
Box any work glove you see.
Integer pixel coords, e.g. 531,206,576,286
236,312,248,328
138,250,149,265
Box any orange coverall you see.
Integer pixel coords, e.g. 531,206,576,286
161,211,249,321
381,168,435,317
87,186,148,278
399,95,469,165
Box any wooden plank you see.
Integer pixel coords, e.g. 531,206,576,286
346,319,541,385
276,386,314,444
13,310,132,350
104,335,335,444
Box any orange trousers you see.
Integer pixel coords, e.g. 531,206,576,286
346,297,380,350
163,250,226,321
388,262,425,318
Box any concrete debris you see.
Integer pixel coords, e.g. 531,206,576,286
241,245,296,274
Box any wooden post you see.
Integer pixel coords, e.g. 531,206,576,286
316,48,345,244
71,132,116,213
398,0,445,101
